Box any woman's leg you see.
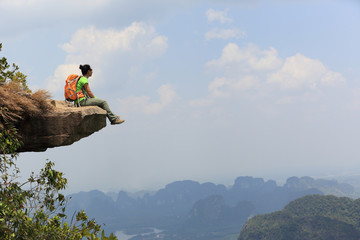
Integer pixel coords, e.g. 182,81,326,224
80,98,117,122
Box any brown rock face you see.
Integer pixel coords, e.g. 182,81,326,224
18,100,107,152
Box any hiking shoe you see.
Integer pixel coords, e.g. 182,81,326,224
111,117,125,125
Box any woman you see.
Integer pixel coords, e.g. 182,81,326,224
76,64,125,125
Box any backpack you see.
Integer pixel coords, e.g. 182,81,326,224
64,74,85,102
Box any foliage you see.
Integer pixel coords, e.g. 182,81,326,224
238,195,360,240
0,123,118,239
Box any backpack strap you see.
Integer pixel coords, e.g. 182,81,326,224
74,76,83,107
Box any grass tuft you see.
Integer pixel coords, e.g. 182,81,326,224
0,82,53,129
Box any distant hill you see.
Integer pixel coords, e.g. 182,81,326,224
65,176,355,240
239,195,360,240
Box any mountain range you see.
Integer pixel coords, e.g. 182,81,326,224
65,176,355,240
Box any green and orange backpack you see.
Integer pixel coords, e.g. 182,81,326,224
64,74,85,102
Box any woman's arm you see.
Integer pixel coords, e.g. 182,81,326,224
83,83,95,98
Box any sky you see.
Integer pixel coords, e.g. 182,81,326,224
1,0,360,193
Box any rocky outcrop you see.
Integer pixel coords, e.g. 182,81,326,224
18,100,107,152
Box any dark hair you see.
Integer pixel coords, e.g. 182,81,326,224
79,64,92,75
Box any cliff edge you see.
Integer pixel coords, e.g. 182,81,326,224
18,100,107,152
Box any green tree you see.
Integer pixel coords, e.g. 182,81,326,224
0,44,117,239
0,43,30,92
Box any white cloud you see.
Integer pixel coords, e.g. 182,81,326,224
146,35,169,57
232,75,260,90
205,28,246,40
208,76,259,98
206,9,232,24
206,43,346,99
118,84,176,115
205,43,282,98
61,22,168,62
158,84,176,105
208,77,231,98
48,22,168,96
206,43,283,72
267,53,346,90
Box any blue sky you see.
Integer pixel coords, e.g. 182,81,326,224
1,0,360,193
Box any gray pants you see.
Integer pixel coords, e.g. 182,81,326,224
80,98,117,122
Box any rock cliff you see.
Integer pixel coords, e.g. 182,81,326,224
18,100,107,152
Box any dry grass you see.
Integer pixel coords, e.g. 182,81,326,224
0,82,53,129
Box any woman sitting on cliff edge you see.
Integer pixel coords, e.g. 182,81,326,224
76,64,125,125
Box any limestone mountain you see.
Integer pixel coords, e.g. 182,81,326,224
239,195,360,240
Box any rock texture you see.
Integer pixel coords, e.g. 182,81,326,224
18,100,107,152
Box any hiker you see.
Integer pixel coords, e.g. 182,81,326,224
76,64,125,125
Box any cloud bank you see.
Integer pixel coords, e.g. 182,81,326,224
206,43,345,99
